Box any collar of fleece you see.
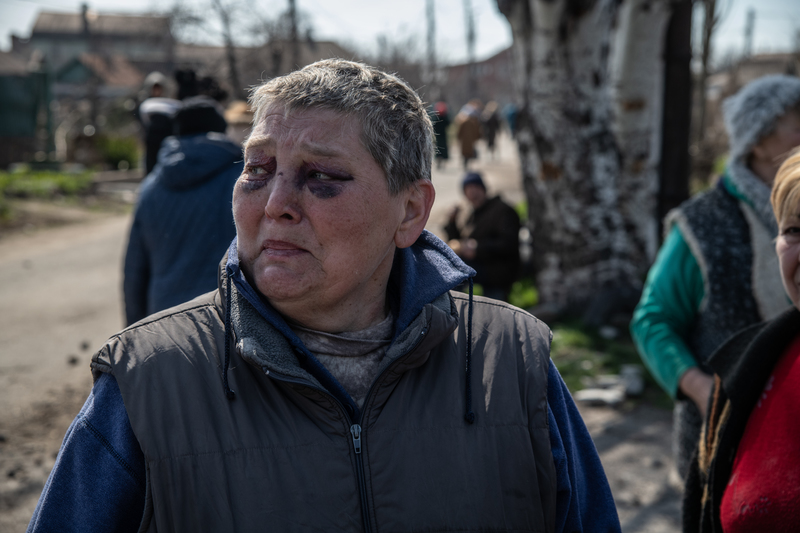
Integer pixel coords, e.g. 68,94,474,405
222,230,475,418
225,230,474,341
722,160,778,236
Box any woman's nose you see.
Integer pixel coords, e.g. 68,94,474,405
264,174,301,222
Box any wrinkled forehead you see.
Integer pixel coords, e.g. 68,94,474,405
243,102,364,156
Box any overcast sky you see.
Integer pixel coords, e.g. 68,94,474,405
1,0,798,65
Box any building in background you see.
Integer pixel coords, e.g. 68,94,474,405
0,51,51,169
11,6,174,74
1,4,517,169
443,47,516,118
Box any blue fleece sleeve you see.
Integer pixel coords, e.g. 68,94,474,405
27,373,146,533
548,360,621,533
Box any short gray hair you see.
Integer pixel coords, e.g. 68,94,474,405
249,59,434,194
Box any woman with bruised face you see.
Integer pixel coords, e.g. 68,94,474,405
28,60,620,533
684,149,800,532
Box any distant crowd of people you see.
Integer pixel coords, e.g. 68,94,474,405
428,98,516,170
24,60,800,533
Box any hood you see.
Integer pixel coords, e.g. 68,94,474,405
155,132,243,191
220,230,476,418
226,230,474,338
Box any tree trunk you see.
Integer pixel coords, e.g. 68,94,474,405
610,0,672,264
658,1,693,222
497,0,670,320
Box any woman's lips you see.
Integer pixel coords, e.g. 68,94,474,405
261,240,307,257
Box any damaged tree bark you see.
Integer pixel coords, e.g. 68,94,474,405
497,0,673,322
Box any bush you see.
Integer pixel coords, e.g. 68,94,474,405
96,135,139,169
0,170,94,199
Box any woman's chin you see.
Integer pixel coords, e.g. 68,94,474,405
254,268,317,304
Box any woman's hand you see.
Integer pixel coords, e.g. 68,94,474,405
679,367,714,417
448,238,477,260
460,239,477,260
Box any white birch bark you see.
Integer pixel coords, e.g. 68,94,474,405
610,0,671,264
498,0,668,315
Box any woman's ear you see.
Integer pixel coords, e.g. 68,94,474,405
394,180,435,249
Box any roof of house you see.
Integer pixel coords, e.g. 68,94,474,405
32,11,170,37
57,53,144,87
0,51,30,76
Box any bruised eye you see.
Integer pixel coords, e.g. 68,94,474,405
310,171,344,182
304,168,352,199
243,158,276,179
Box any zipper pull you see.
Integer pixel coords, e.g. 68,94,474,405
350,424,362,454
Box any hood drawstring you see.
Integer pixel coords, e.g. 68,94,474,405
222,272,236,400
464,277,475,424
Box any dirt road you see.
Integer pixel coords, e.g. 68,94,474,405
0,136,680,532
0,205,130,530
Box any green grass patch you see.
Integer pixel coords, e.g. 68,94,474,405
509,278,538,309
514,200,527,221
549,319,673,409
0,170,94,199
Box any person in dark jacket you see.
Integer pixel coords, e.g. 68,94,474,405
683,148,800,533
29,60,619,533
430,101,450,169
136,72,181,175
445,171,521,301
123,96,242,325
481,101,501,159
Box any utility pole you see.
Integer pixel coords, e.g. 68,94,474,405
289,0,299,70
463,0,477,97
743,7,755,58
426,0,437,99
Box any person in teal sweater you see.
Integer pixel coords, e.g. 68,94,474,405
631,74,800,479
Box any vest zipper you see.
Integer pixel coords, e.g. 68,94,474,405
350,424,371,533
262,325,429,533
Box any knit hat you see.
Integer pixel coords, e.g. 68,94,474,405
723,74,800,162
462,172,486,190
174,96,227,136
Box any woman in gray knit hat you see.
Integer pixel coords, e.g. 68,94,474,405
631,74,800,480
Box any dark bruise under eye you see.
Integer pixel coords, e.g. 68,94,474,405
239,156,276,191
239,176,268,192
307,180,345,199
301,164,352,199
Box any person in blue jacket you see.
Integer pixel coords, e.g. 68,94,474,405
123,95,243,325
29,59,619,533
